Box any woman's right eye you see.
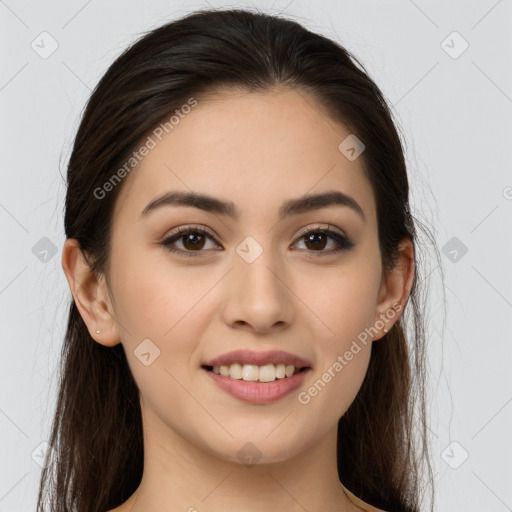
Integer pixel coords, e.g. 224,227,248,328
160,226,220,257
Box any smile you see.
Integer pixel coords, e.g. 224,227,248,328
203,363,308,382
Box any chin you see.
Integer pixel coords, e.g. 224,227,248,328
200,432,309,467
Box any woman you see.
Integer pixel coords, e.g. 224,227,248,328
38,8,436,512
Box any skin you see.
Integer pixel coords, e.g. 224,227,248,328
62,86,414,512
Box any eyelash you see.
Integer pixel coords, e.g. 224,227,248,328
159,224,355,258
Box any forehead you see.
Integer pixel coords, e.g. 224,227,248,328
112,87,376,226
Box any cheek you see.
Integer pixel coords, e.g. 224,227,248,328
297,258,381,345
112,257,214,418
110,241,213,340
293,257,380,415
299,300,374,428
109,247,225,398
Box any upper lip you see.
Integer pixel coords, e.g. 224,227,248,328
202,349,313,369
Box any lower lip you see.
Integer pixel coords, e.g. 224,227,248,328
201,367,311,404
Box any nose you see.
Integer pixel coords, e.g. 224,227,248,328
220,247,294,334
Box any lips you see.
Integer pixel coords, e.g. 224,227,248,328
202,366,312,403
202,349,313,369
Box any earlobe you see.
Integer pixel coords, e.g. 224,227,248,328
373,238,415,340
61,238,120,347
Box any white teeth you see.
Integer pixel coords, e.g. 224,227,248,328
259,364,275,382
229,363,243,379
275,363,286,379
211,363,302,381
242,364,259,381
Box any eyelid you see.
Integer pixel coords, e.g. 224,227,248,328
294,223,347,240
164,224,218,241
163,222,348,243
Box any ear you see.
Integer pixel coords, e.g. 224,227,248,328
372,237,415,341
61,238,121,347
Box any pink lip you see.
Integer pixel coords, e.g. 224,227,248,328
202,367,311,404
202,349,313,369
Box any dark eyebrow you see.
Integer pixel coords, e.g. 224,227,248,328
140,190,365,222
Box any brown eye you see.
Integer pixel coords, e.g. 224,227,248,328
303,231,329,251
293,227,355,255
160,226,219,257
181,232,206,251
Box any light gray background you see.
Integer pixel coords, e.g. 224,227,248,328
1,0,511,510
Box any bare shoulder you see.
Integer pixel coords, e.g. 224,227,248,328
106,504,128,512
341,483,388,512
106,495,136,512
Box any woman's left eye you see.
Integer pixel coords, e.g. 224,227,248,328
160,225,355,258
293,227,355,255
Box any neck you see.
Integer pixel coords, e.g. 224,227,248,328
123,402,357,512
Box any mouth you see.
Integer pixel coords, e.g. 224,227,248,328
201,348,313,382
201,364,312,404
201,363,311,383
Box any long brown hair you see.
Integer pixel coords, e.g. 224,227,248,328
38,8,439,511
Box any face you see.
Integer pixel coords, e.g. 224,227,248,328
99,87,392,464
